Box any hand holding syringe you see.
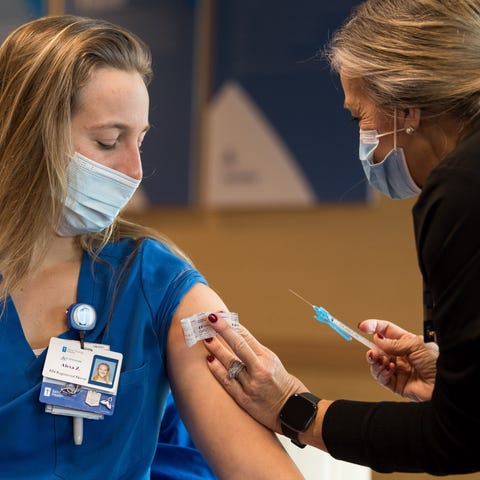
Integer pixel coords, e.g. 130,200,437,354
290,289,383,353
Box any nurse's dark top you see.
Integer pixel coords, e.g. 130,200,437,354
322,123,480,475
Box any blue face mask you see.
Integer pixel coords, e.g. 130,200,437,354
56,152,141,236
359,128,421,199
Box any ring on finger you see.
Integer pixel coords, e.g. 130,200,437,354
227,360,246,380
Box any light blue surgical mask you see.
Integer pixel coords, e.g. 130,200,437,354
56,152,141,236
359,124,421,200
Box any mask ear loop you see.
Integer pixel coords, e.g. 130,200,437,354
376,107,405,140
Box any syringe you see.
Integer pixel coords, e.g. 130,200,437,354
289,289,380,351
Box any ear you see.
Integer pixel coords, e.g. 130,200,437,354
404,107,421,131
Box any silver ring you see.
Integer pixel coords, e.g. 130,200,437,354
227,360,246,380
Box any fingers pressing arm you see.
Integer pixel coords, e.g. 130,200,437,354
204,316,306,433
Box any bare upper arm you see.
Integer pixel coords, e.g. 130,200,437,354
165,283,302,479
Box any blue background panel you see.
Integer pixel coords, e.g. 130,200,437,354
213,0,366,203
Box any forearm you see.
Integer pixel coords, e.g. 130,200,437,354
315,396,480,475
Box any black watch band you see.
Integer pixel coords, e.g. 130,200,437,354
281,425,308,449
280,392,321,449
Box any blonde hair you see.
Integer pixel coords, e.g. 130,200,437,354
325,0,480,122
0,15,190,301
92,362,111,383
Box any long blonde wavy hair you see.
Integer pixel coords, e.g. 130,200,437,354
325,0,480,123
0,15,190,301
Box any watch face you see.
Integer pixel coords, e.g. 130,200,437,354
279,394,318,432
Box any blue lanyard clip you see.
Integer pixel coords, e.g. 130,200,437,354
66,303,97,349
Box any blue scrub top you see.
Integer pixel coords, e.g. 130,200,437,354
0,239,209,479
153,392,216,480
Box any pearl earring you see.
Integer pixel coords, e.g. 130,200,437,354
405,126,415,135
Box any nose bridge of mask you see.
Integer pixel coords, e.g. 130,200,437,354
361,127,406,142
359,129,379,144
359,129,379,162
74,152,141,190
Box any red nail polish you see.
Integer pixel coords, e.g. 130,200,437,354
205,337,213,343
207,354,215,363
377,333,384,340
208,313,218,323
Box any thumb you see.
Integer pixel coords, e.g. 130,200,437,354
359,319,411,339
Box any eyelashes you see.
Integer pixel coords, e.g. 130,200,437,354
97,141,116,150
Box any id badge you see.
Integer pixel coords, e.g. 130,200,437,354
39,338,122,416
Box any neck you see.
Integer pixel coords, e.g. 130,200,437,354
413,115,464,186
32,235,83,273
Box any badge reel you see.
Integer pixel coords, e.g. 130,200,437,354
66,303,96,445
66,303,97,349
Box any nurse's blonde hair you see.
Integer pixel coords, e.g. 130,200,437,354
325,0,480,123
0,15,189,301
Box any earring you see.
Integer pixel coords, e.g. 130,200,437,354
405,126,415,135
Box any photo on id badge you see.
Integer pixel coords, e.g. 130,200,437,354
89,355,118,388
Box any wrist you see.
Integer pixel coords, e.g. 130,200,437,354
297,399,333,452
279,392,321,448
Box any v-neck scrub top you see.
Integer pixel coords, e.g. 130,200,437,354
0,238,206,480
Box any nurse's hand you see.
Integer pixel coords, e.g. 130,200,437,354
359,319,439,402
204,313,307,433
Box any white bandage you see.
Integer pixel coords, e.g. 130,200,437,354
180,312,239,347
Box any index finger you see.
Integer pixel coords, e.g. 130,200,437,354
208,313,264,368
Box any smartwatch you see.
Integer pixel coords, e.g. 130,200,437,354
279,392,321,448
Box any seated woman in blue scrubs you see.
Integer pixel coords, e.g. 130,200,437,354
0,15,302,480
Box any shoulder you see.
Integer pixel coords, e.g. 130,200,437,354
129,238,207,299
137,238,197,278
97,238,206,289
100,237,207,322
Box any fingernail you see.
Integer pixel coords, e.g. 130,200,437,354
205,337,213,343
208,313,218,323
377,333,384,340
207,354,215,363
367,352,373,362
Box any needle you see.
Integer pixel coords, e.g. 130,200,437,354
288,289,315,307
289,289,381,352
